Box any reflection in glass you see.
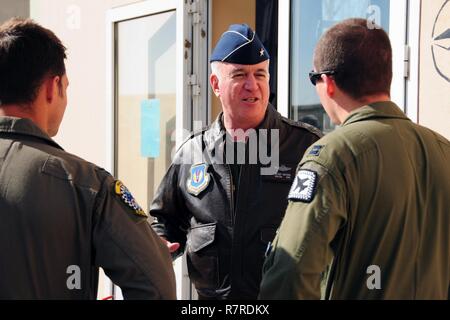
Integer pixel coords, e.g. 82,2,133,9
290,0,389,134
116,11,176,214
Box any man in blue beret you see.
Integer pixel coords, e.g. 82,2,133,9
150,24,322,299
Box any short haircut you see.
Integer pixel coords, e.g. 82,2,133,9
210,61,223,79
313,18,392,99
0,18,67,105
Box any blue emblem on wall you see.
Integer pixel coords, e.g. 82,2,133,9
187,164,210,196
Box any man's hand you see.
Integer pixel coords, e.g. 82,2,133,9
160,236,180,253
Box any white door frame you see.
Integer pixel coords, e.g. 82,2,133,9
277,0,420,122
105,0,192,300
405,0,421,123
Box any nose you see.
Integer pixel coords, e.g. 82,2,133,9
244,74,258,91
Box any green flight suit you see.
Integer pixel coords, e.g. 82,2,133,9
0,116,176,299
259,101,450,299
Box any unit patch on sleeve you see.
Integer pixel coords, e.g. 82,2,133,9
288,169,318,203
114,180,148,217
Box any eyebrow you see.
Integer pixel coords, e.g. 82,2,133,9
230,68,268,75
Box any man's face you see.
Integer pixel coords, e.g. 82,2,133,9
314,71,340,125
48,74,68,137
211,60,270,128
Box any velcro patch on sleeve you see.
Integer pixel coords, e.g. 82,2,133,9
288,169,318,203
114,180,148,217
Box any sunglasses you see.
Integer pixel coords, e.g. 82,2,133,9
309,70,336,86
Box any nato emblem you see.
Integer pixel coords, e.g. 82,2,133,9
288,169,318,203
187,164,210,196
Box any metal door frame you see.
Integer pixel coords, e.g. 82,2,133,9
105,0,197,300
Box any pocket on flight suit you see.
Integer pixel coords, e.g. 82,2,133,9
186,222,219,290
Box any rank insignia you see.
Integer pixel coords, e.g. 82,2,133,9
114,180,148,217
309,145,324,156
187,164,210,196
288,169,318,203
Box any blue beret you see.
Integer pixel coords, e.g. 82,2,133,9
210,24,270,65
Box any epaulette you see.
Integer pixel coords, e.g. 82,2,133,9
281,117,324,138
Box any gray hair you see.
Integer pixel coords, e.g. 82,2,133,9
210,61,223,80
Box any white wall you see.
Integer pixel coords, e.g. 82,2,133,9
419,0,450,139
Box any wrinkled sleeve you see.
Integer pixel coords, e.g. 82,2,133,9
150,163,190,258
259,161,347,300
92,174,177,300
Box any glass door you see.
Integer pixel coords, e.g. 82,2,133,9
106,0,197,300
278,0,407,133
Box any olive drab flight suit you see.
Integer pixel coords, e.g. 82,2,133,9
260,101,450,300
0,116,176,299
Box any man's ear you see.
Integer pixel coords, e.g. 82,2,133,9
323,75,335,98
210,74,220,97
45,76,61,103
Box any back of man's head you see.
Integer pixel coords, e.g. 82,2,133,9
0,18,66,106
314,18,392,100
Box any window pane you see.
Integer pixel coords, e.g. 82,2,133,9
290,0,390,133
116,11,176,213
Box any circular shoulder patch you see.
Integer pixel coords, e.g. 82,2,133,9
114,180,148,217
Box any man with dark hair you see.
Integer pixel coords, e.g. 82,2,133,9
150,24,322,300
0,18,176,299
260,18,450,299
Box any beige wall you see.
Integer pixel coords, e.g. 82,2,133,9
0,0,29,23
419,0,450,139
30,0,142,300
30,0,140,168
211,0,255,119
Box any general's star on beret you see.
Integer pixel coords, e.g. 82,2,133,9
210,24,270,65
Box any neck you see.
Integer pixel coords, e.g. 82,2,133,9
223,114,265,142
336,93,391,124
0,104,48,134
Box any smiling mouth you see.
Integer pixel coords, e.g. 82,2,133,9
242,98,259,103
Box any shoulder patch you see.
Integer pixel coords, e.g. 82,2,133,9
288,169,318,203
114,180,148,217
281,117,323,138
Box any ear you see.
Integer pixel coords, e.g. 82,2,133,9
323,75,335,98
210,74,220,97
45,76,61,103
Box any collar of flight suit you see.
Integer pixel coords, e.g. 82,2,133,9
341,101,411,127
204,103,280,155
0,116,64,150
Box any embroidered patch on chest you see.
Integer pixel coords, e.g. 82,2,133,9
114,180,148,217
288,169,318,203
187,164,210,196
